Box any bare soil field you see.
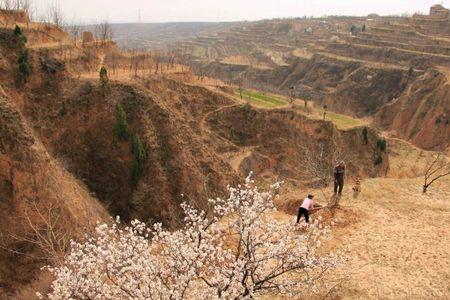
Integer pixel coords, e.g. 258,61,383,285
272,139,450,299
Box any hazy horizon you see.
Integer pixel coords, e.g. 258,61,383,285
36,0,450,24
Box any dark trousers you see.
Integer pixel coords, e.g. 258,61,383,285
297,207,309,223
334,177,344,194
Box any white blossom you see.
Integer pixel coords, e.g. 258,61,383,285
43,175,344,299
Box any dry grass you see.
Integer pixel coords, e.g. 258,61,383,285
386,138,438,178
316,51,410,71
294,101,368,130
272,139,450,299
331,177,450,299
292,48,314,59
272,175,450,299
221,55,272,69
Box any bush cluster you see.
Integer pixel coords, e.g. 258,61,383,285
18,50,32,80
362,127,369,144
14,25,27,44
373,154,383,165
114,103,129,140
241,102,253,119
13,26,32,83
99,66,109,94
376,138,387,152
113,103,147,188
131,135,147,188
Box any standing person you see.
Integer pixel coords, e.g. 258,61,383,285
334,161,346,194
297,194,314,224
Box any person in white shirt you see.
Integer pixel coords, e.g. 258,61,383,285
296,194,314,224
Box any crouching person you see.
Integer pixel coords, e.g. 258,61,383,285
297,194,314,224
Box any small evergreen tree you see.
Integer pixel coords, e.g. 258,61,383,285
14,25,22,37
362,127,369,144
14,25,27,44
99,66,109,95
114,103,129,140
241,102,252,119
131,135,147,188
362,24,366,32
376,138,387,152
18,50,32,82
59,102,67,116
373,154,383,166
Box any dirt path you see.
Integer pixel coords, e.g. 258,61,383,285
436,65,450,85
227,147,254,173
199,103,242,134
28,41,73,49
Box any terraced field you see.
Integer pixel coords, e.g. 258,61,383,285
232,89,367,130
234,89,288,108
173,9,450,150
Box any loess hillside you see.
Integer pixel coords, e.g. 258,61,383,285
165,10,450,151
0,15,393,297
0,8,449,299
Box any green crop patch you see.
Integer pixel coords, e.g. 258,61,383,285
235,89,287,108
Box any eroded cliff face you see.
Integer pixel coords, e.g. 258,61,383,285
207,106,389,182
375,70,450,150
201,55,412,116
22,75,239,226
180,14,450,151
0,16,409,297
0,26,240,296
0,89,109,297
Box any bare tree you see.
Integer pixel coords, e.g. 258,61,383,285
0,1,33,27
0,199,73,265
289,85,295,104
0,0,29,11
237,75,244,99
301,142,355,209
48,0,64,28
110,51,118,76
130,51,139,77
0,0,12,10
95,19,113,46
423,152,450,193
323,105,328,120
67,18,83,43
154,51,161,74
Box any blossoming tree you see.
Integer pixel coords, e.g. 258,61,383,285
41,175,343,299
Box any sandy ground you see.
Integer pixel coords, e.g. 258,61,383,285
272,152,450,300
328,177,450,299
272,176,449,299
268,138,450,299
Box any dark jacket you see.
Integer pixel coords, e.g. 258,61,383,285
334,165,345,180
